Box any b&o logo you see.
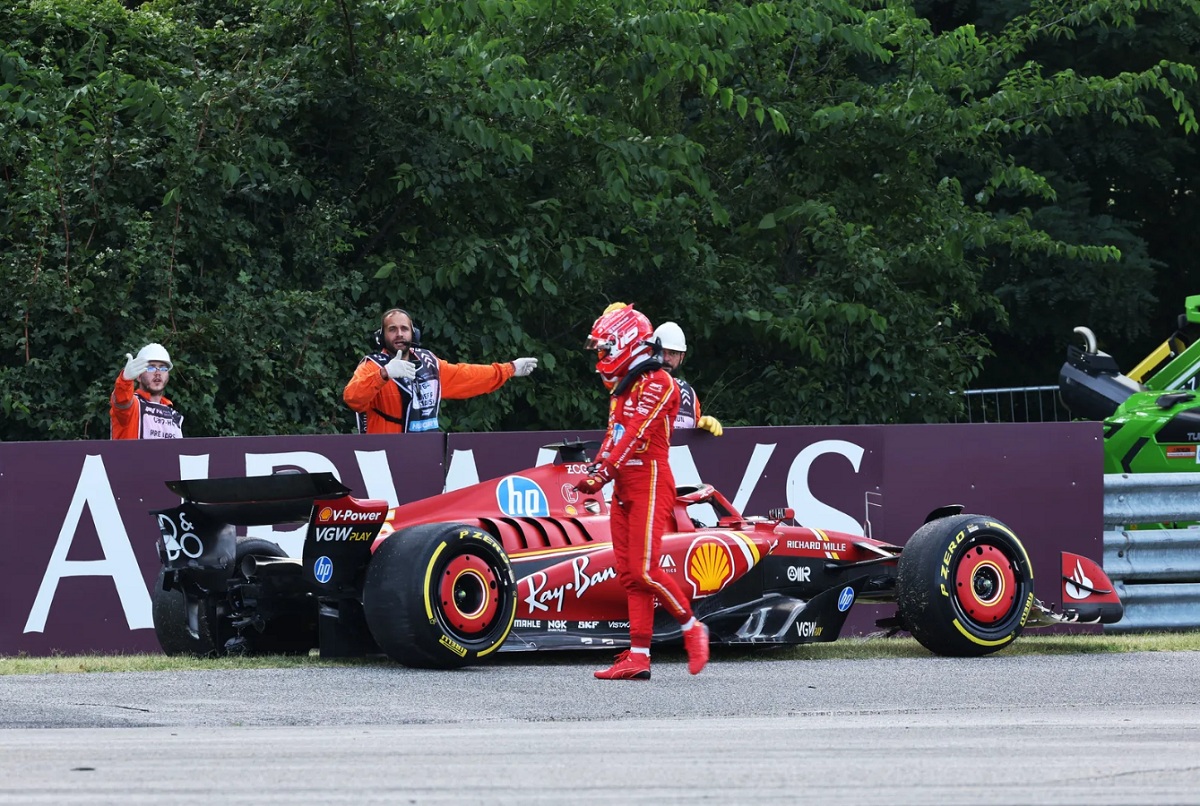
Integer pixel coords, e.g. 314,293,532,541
158,512,203,562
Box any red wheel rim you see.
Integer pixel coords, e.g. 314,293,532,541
954,544,1017,624
439,554,500,635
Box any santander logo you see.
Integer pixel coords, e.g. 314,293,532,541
1065,559,1094,600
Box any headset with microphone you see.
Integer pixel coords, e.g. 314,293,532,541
374,308,422,352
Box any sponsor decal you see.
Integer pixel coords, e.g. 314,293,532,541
660,554,676,569
577,621,598,629
837,586,855,612
496,475,549,517
158,511,203,562
1166,445,1197,459
438,635,468,657
1066,558,1094,600
514,619,542,629
314,526,373,542
686,539,735,597
313,556,334,584
607,621,630,629
786,564,812,583
561,484,580,505
795,621,822,638
938,529,969,596
317,506,383,524
521,555,619,613
547,620,568,632
785,539,848,552
565,505,578,516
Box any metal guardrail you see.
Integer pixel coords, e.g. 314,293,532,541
1103,472,1200,632
956,385,1071,424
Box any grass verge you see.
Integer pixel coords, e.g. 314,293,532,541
2,631,1198,675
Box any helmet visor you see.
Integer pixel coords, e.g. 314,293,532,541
584,336,613,356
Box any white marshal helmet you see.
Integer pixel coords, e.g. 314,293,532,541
653,321,687,352
135,342,173,370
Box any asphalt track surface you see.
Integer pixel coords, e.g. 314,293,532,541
1,650,1199,805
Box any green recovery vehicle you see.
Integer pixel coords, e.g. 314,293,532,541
1059,294,1200,473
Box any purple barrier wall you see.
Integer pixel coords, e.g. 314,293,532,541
0,434,446,655
0,422,1102,656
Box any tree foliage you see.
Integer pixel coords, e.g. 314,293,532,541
1,0,1197,440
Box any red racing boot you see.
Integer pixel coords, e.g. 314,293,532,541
594,650,651,680
684,622,709,675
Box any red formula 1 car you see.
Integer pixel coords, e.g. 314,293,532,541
150,441,1123,667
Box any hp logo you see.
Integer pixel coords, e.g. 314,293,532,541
313,556,334,584
837,586,855,612
496,476,549,517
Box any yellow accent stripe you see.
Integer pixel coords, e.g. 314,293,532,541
952,618,1013,647
422,543,447,622
509,543,607,560
612,378,678,469
731,531,761,565
984,521,1034,581
641,460,687,616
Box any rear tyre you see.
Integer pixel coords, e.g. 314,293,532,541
151,567,222,656
362,522,516,669
896,514,1035,657
151,537,316,657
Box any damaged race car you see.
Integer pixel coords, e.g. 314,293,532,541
150,441,1123,668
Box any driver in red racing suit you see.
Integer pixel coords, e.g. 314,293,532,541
575,303,709,680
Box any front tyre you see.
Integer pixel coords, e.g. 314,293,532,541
362,522,516,669
896,514,1035,657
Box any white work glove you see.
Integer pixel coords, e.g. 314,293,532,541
384,355,417,381
512,357,538,377
122,353,149,381
697,415,724,437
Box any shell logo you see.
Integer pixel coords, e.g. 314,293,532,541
686,540,734,597
317,506,333,522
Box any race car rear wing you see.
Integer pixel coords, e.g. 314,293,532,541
164,471,351,526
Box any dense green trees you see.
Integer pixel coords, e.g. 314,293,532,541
2,0,1197,440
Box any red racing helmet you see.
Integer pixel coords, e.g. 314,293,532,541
585,303,654,383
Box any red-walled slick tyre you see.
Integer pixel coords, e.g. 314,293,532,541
362,522,517,669
896,514,1035,657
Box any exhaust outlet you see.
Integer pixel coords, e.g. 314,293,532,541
240,554,304,579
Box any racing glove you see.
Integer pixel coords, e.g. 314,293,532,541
574,462,614,495
384,356,417,381
512,357,538,377
697,415,724,437
122,353,149,381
